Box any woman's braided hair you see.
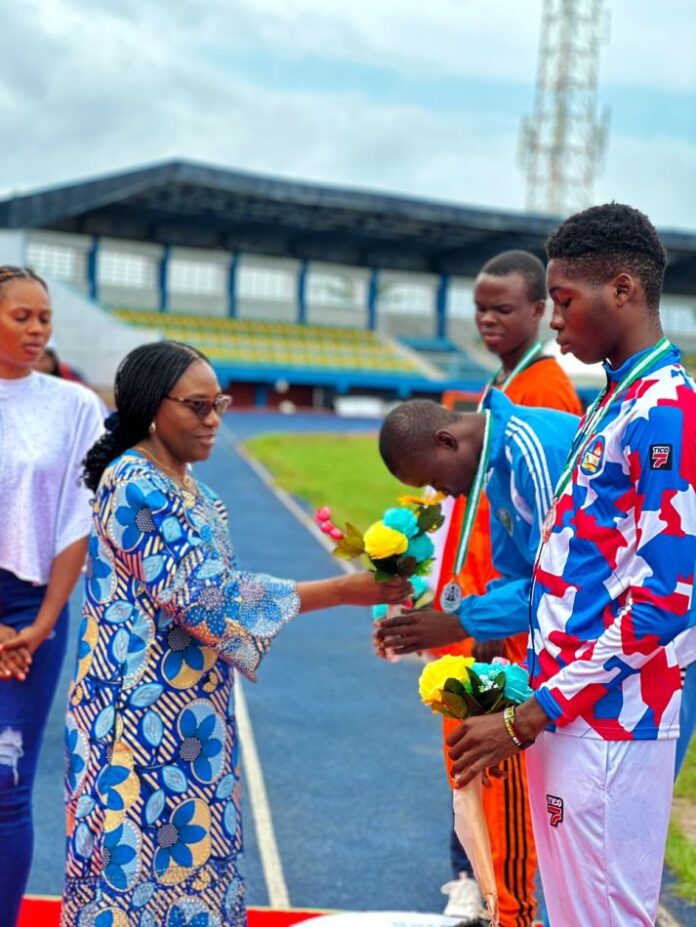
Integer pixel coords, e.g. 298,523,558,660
0,265,48,296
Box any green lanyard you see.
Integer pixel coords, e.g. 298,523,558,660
451,411,493,575
553,337,673,499
478,340,543,411
449,340,542,573
442,340,543,603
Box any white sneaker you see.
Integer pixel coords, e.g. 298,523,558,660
441,872,487,922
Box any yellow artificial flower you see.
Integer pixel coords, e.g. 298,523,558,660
419,655,475,707
363,521,409,560
398,491,446,507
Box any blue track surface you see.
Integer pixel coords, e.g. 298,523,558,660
28,411,695,924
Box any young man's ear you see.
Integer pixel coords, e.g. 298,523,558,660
532,298,547,321
435,429,458,451
612,272,636,306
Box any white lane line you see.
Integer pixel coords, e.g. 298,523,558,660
235,438,359,574
227,430,356,909
657,903,683,927
235,678,291,909
223,425,350,911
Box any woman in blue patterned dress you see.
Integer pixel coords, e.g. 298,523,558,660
62,341,409,927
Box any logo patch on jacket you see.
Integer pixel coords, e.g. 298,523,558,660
496,507,514,535
580,436,605,476
546,794,564,827
650,444,672,470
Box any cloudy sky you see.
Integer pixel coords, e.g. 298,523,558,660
3,0,695,229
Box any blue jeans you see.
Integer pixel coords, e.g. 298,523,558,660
0,569,68,927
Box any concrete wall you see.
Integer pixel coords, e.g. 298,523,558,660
236,255,299,323
26,230,92,294
306,261,370,329
45,277,158,387
16,231,696,350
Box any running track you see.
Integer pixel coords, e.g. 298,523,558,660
28,411,695,924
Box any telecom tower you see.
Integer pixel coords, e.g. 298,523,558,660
520,0,610,215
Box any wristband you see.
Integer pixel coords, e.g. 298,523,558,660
503,705,534,750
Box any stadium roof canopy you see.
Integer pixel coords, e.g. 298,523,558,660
2,159,695,292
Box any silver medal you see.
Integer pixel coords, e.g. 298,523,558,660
440,581,463,613
542,500,557,543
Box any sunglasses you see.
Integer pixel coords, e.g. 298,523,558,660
164,393,231,419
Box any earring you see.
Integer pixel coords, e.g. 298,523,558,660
149,422,156,434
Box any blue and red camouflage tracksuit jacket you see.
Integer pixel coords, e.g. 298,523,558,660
530,343,696,740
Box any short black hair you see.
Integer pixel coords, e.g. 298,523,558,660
379,399,459,475
478,250,547,302
82,340,208,491
546,203,667,311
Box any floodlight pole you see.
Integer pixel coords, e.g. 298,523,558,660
520,0,610,216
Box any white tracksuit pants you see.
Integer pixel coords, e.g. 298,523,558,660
526,730,676,927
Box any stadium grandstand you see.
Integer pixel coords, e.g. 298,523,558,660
1,159,695,409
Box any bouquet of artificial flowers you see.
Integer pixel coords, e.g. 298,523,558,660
315,494,443,582
419,655,534,927
315,495,444,658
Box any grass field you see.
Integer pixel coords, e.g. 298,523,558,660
669,739,696,902
242,432,408,531
244,429,696,903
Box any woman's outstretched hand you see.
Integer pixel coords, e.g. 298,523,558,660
339,572,412,606
297,572,412,614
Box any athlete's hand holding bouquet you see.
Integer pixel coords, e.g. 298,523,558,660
419,655,534,927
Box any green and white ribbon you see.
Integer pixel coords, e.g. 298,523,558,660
478,340,543,411
440,341,544,611
451,410,493,576
553,337,672,499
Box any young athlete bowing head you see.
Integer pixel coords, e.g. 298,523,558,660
375,396,578,656
446,203,696,927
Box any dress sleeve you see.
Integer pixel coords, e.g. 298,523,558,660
54,391,105,556
100,467,301,680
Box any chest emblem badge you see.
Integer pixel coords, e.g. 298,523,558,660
580,435,605,476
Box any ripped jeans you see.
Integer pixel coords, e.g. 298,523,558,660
0,569,68,927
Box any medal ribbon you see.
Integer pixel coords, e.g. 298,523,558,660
528,337,674,679
451,410,493,575
478,340,543,410
552,337,673,500
443,341,544,589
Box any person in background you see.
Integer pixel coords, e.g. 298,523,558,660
447,203,696,926
387,251,582,926
34,344,61,376
35,342,86,383
61,340,411,926
0,266,104,926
